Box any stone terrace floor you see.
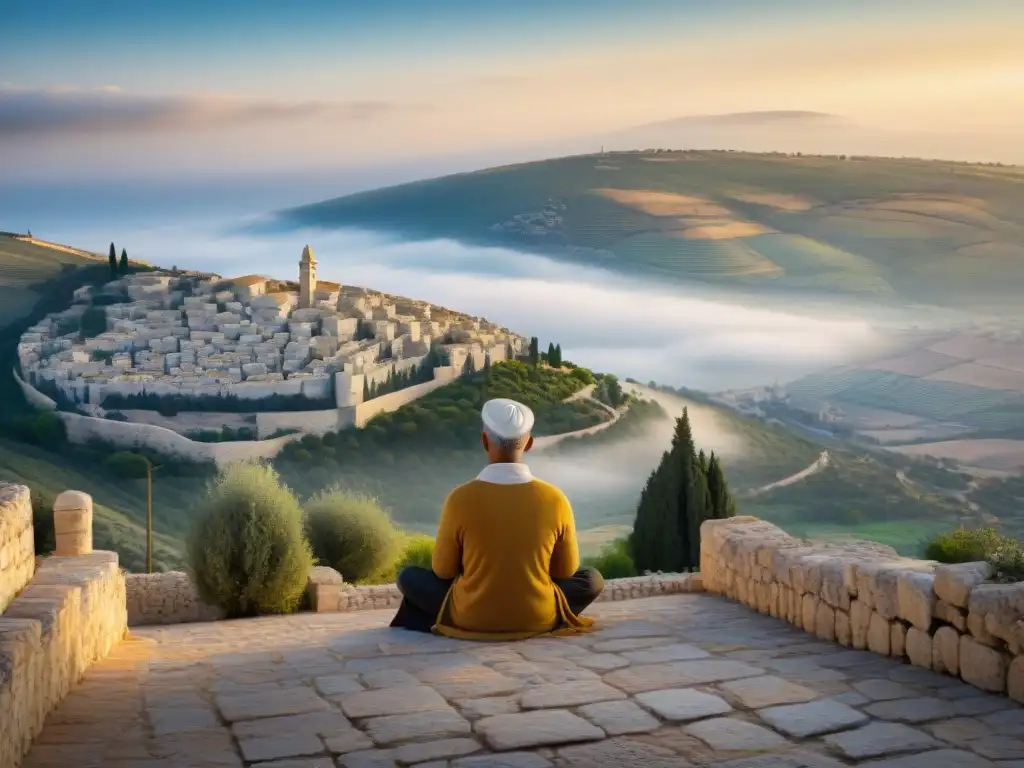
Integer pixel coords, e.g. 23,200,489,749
24,594,1024,768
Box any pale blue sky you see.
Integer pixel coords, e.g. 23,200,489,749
3,0,1022,179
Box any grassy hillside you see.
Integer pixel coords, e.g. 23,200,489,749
744,447,966,554
0,439,193,572
0,235,103,328
276,151,1024,308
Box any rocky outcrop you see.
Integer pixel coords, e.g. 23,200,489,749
700,516,1024,703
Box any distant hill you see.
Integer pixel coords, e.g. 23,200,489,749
273,151,1024,309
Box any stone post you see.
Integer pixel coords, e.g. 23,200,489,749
53,490,93,556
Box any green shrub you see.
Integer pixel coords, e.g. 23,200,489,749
925,527,1011,564
925,527,1024,583
988,543,1024,583
14,411,68,450
396,534,435,570
187,461,313,618
583,537,637,579
569,367,595,386
304,488,401,583
103,451,150,479
368,533,436,584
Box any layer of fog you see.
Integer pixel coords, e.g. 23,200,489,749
51,221,901,390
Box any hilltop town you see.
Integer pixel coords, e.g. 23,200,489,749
16,245,525,429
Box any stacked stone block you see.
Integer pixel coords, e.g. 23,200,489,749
128,568,704,622
701,515,1024,703
0,483,35,612
126,571,222,625
0,484,127,768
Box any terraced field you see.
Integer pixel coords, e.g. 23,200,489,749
612,232,780,278
275,151,1024,308
790,368,1024,427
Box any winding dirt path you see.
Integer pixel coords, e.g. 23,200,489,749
531,384,623,452
746,450,830,497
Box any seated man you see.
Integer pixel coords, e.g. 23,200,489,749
390,397,604,640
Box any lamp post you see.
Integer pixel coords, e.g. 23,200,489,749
144,458,161,574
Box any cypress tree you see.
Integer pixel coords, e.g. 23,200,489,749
630,408,737,573
528,337,539,366
546,342,556,363
687,452,710,569
119,247,129,274
108,243,117,279
630,453,683,573
553,344,562,367
707,453,736,519
362,377,370,402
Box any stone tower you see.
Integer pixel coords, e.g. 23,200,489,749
299,244,317,309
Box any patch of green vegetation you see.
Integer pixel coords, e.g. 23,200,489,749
925,527,1024,583
274,152,1024,309
784,519,949,557
582,537,637,579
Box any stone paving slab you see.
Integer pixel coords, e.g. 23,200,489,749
21,593,1024,767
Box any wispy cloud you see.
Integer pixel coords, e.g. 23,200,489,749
0,85,424,136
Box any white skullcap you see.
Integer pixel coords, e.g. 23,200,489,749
481,398,535,440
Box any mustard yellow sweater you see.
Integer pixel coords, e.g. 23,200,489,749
430,474,595,641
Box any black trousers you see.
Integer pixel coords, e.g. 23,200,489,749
389,566,605,634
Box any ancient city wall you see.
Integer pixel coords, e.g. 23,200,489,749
255,408,343,439
59,412,301,467
0,485,128,768
0,484,35,613
352,365,458,427
15,359,462,462
700,516,1024,703
13,366,59,411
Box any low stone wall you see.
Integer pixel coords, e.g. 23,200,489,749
0,552,127,768
0,484,35,613
0,484,128,768
310,571,703,614
126,571,222,626
129,568,703,623
700,516,1023,703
